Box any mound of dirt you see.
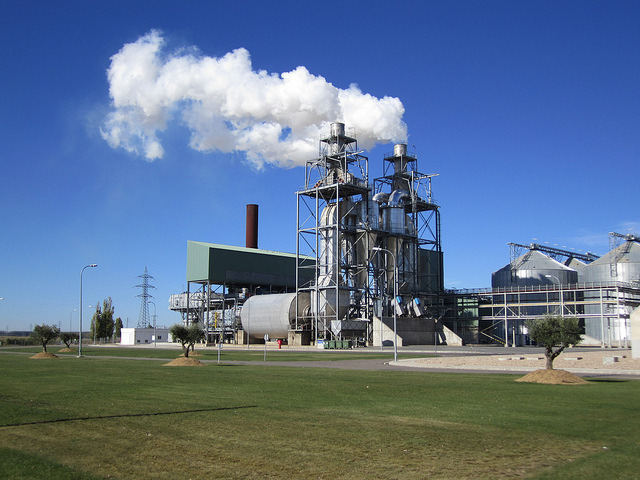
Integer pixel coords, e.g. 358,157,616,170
516,369,589,385
163,356,206,367
30,351,59,359
58,347,75,353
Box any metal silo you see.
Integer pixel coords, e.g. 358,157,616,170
565,257,587,274
580,240,640,344
581,240,640,284
492,250,578,288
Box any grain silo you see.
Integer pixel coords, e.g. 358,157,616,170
492,249,578,288
580,236,640,285
579,235,640,345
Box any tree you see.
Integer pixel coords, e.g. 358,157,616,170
525,315,582,370
60,332,79,349
30,324,60,353
170,324,205,357
114,317,123,341
91,298,116,342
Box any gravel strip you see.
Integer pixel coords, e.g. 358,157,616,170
394,350,640,375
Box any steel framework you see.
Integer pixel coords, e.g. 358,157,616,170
373,147,442,295
296,125,443,344
508,242,599,265
296,124,373,341
135,267,156,328
470,281,640,347
609,232,640,278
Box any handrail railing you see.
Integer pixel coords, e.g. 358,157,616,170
446,280,640,295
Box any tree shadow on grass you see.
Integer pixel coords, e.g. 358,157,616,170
0,405,258,428
586,378,629,383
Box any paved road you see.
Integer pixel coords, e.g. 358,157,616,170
3,345,638,378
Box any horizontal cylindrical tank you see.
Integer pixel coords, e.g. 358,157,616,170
240,292,310,339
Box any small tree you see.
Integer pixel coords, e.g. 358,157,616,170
114,317,123,342
31,324,60,353
91,298,116,342
60,332,79,349
525,315,582,370
170,324,205,358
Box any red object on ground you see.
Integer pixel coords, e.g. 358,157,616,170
277,339,282,349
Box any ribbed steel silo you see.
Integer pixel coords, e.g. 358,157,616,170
492,250,578,288
580,240,640,284
580,240,640,344
565,257,587,275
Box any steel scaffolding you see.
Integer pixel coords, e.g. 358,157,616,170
296,124,373,342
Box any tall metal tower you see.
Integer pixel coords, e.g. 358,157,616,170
296,122,371,341
135,267,156,328
373,144,442,295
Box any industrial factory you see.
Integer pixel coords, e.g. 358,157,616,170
169,123,640,348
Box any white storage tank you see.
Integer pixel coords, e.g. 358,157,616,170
240,292,310,340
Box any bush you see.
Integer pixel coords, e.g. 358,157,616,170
1,336,39,346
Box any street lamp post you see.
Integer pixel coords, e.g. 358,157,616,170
372,247,398,362
93,303,98,346
79,264,97,357
148,301,157,347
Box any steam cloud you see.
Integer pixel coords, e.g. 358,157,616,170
101,30,407,168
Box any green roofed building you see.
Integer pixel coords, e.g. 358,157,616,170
187,241,313,288
170,241,315,342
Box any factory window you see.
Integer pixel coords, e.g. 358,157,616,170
157,335,162,340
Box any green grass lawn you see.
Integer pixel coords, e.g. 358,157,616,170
0,353,638,479
0,345,426,362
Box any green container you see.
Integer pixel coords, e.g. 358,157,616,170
322,340,329,349
343,339,351,349
327,340,336,349
337,340,345,349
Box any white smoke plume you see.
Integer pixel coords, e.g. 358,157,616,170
101,30,407,168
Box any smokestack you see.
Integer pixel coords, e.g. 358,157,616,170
246,204,258,249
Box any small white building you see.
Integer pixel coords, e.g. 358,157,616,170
120,327,171,345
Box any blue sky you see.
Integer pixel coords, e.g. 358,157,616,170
1,1,638,331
